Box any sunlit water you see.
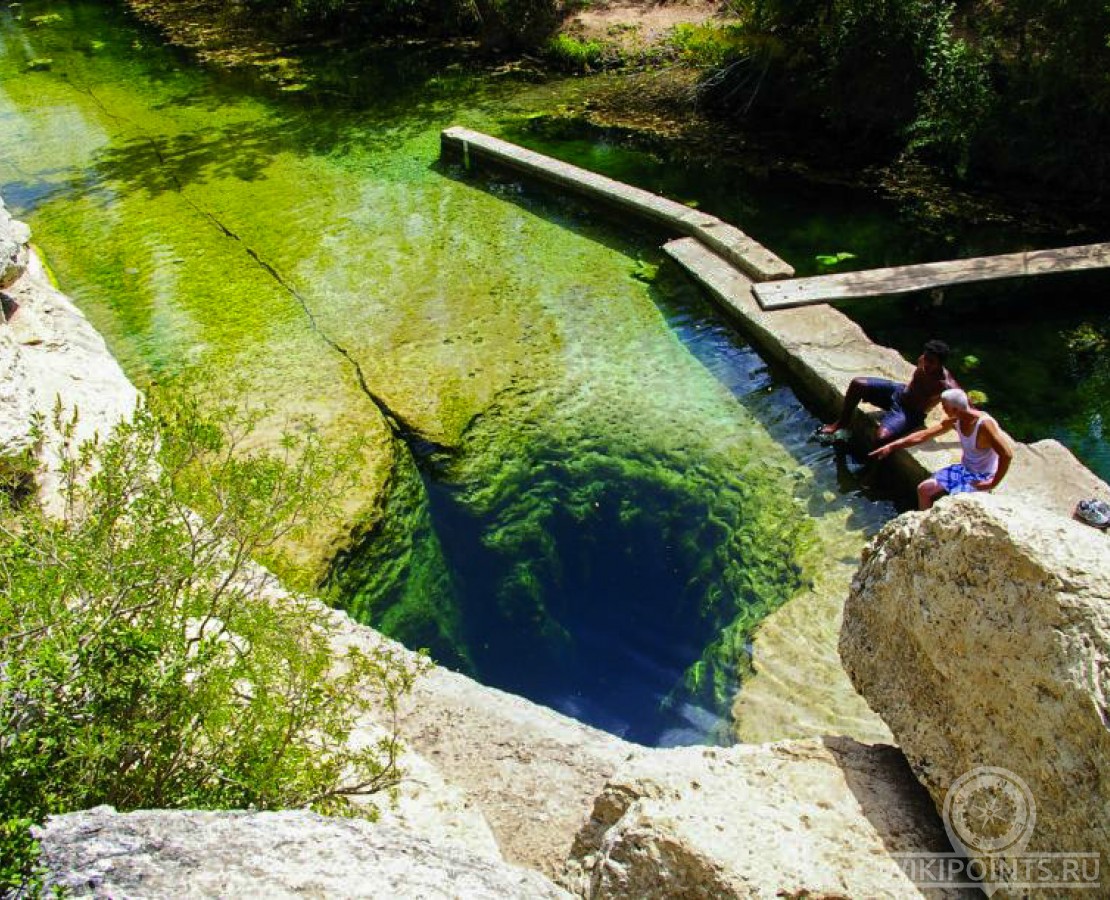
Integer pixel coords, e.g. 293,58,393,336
510,122,1110,484
7,0,1094,746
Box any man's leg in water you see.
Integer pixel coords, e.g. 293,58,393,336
822,378,897,434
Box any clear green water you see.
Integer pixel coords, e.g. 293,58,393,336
0,0,983,745
507,122,1110,485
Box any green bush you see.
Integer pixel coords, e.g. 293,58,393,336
904,4,990,176
0,394,427,894
706,0,1110,194
702,1,977,158
544,33,606,72
0,817,46,898
667,23,747,69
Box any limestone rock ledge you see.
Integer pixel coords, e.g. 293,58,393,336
0,196,30,288
566,736,972,899
34,807,573,899
841,494,1110,895
4,194,963,898
0,199,138,505
321,604,639,880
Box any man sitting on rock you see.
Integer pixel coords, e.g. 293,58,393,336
870,388,1014,509
818,339,958,446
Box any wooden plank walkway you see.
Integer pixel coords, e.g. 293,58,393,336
752,242,1110,310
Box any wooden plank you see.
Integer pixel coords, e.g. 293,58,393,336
752,242,1110,309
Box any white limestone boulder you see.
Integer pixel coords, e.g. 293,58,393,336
35,806,572,899
0,249,139,508
0,196,30,289
0,325,36,473
840,493,1110,896
566,736,971,898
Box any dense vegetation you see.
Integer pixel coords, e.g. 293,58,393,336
0,396,425,894
224,0,562,50
187,0,1110,202
700,0,1110,200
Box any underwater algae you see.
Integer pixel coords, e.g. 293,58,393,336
0,0,853,742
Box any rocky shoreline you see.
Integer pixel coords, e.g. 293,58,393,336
1,195,952,897
6,176,1110,895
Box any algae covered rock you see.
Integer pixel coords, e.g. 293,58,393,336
841,493,1110,895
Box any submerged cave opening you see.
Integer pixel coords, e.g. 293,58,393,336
427,478,722,746
417,427,809,747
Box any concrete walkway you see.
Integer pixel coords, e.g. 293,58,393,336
441,127,1110,516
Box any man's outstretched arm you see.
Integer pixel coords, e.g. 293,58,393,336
869,418,955,460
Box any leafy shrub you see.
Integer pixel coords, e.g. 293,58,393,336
0,393,427,894
703,0,972,157
667,23,747,69
708,0,1110,194
0,816,46,898
0,431,40,507
545,33,606,72
473,0,562,50
906,6,991,176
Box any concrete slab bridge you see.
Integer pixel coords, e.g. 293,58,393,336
439,126,1110,515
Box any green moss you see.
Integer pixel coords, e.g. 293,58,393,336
329,450,472,671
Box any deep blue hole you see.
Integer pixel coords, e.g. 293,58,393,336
425,461,731,746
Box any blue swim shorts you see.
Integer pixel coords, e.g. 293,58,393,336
856,377,925,439
934,464,991,495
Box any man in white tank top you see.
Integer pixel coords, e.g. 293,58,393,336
869,388,1014,510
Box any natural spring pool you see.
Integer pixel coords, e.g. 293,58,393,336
2,0,1101,746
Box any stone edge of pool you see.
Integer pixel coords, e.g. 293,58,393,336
3,194,961,897
440,126,1110,519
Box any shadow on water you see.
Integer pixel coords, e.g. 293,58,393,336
1,2,534,201
76,124,284,197
429,152,678,272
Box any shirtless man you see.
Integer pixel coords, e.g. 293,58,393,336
870,388,1013,509
819,339,958,445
